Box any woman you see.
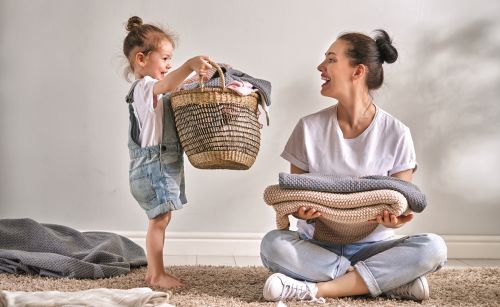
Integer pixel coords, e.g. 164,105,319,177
260,30,447,302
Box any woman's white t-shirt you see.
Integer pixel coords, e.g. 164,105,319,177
281,104,417,243
132,76,164,147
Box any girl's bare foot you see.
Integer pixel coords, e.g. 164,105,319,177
145,271,184,289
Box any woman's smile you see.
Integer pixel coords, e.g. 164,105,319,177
321,74,331,87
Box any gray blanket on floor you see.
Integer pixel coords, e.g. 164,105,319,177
0,218,147,279
279,172,427,212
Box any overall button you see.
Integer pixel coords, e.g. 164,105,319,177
161,145,167,152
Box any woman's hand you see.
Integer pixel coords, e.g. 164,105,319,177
372,210,413,228
291,207,321,220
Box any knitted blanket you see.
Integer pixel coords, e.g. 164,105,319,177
279,173,426,213
264,185,409,243
0,219,147,279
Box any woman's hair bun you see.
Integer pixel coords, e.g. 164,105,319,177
126,16,143,32
374,29,398,64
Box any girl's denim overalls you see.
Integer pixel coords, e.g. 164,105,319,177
125,81,187,219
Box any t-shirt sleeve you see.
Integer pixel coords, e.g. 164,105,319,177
134,76,161,113
389,127,417,175
281,119,309,172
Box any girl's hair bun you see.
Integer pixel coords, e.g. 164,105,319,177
126,16,143,32
374,29,398,64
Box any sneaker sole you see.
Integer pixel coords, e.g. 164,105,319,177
417,276,430,300
263,273,283,301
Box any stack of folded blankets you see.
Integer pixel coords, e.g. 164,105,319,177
264,173,427,244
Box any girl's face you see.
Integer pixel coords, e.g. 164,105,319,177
140,39,173,80
317,39,357,99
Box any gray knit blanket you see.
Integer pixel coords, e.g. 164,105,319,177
279,173,427,212
0,219,147,279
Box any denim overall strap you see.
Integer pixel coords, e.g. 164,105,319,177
126,83,162,160
126,81,141,150
126,82,182,159
160,93,182,154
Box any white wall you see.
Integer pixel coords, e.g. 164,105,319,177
1,1,499,245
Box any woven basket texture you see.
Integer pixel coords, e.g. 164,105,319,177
171,62,261,170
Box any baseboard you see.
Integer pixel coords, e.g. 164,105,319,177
117,231,500,259
440,235,500,259
119,231,262,256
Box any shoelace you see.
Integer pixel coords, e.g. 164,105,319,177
388,283,411,299
281,283,325,303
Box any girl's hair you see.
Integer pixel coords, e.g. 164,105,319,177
338,29,398,90
122,16,176,80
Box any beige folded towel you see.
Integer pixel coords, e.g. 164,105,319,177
0,288,172,307
264,185,410,243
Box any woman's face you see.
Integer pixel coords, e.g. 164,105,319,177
317,39,356,99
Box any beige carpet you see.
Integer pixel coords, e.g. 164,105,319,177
1,266,499,306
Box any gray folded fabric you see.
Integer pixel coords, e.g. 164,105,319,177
279,172,427,212
0,218,147,279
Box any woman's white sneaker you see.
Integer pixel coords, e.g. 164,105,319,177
263,273,325,303
385,276,430,301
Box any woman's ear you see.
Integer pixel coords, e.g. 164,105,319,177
352,64,367,80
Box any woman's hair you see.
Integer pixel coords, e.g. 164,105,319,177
122,16,176,80
338,29,398,90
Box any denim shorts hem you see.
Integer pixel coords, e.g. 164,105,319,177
145,199,185,219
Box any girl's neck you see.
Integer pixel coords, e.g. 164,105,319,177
134,71,146,80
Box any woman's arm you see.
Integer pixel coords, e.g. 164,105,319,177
290,164,307,174
374,168,415,228
391,169,413,182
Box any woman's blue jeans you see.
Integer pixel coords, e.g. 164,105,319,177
260,229,447,296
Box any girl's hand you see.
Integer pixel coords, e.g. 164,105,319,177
372,210,413,228
187,56,212,78
154,56,212,95
291,207,321,220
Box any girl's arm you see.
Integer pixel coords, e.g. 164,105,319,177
153,56,212,95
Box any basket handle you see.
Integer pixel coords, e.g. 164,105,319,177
200,60,225,90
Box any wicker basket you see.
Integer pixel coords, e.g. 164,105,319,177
170,61,261,170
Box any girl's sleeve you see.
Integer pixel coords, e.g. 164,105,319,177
134,76,161,113
389,127,418,176
281,119,309,172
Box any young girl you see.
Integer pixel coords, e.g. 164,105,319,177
122,16,212,289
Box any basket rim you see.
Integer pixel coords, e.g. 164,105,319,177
171,87,259,99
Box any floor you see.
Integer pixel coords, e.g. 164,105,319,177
164,256,500,267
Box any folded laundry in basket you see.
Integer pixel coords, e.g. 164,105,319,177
182,63,272,126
